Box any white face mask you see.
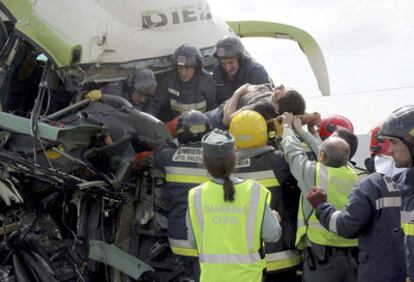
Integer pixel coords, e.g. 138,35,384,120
374,155,407,177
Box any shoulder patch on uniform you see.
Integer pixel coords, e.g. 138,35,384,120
383,175,399,192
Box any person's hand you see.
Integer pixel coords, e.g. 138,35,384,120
84,89,102,101
301,112,321,126
307,123,318,136
292,116,304,135
134,151,153,170
281,112,294,126
305,187,327,209
272,210,281,223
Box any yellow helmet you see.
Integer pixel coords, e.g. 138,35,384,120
230,110,268,149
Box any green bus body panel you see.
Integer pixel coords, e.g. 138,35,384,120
0,112,103,148
227,20,330,96
1,0,81,67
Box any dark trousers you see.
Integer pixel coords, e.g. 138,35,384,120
266,268,301,282
303,245,358,282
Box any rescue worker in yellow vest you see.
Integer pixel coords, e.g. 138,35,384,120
153,110,212,279
281,112,358,282
229,110,302,282
186,129,282,282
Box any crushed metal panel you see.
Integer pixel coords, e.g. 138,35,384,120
89,240,154,280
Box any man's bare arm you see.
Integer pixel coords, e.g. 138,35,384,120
222,83,250,127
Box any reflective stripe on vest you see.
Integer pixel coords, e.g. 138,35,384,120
233,170,280,188
200,253,262,264
168,238,198,257
265,250,303,271
296,164,358,248
170,98,207,113
401,211,414,236
193,181,262,264
165,166,210,184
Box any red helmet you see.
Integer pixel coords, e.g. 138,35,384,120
370,123,391,156
319,115,354,140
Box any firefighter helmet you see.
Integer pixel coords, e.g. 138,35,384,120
172,44,202,68
127,68,157,96
319,115,354,140
214,36,245,59
380,105,414,141
176,110,212,144
229,110,267,149
370,123,391,156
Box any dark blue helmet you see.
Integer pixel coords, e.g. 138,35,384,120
176,110,212,144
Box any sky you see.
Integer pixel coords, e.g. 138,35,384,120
207,0,414,134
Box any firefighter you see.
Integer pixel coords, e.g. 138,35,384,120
186,128,281,282
154,110,212,257
379,105,414,281
102,68,157,112
229,110,302,282
147,44,216,122
281,112,358,282
318,115,354,140
303,114,360,172
364,122,406,176
213,36,271,105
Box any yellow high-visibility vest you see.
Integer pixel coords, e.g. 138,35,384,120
188,179,269,282
296,163,358,249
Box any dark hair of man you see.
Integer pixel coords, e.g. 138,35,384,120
333,128,359,160
246,100,278,120
203,154,236,202
243,100,278,142
278,89,306,115
320,137,350,168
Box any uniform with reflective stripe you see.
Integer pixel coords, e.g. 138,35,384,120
315,172,406,282
233,146,302,273
296,163,358,248
188,179,269,282
154,144,209,256
147,69,216,121
397,167,414,280
282,127,358,281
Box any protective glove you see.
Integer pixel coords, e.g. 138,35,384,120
166,116,180,138
134,151,153,170
84,89,102,101
305,187,327,209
